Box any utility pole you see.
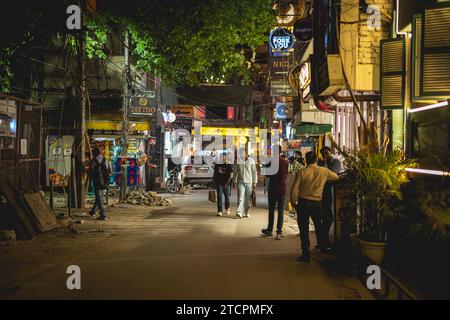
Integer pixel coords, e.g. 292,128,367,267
74,12,87,209
120,30,130,202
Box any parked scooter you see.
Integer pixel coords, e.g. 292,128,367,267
166,165,182,193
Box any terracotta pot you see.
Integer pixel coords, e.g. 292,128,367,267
358,238,387,265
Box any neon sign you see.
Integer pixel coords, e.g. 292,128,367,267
269,28,295,52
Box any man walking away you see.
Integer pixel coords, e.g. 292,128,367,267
88,148,110,220
262,146,289,239
213,153,233,216
233,148,257,219
319,146,342,251
291,151,339,262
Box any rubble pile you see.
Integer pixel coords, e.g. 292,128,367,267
126,191,172,207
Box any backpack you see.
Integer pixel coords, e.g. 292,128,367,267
94,158,109,189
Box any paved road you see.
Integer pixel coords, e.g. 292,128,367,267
5,188,372,300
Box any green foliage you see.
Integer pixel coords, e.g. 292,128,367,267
415,189,450,241
342,146,417,242
121,0,275,85
0,0,275,92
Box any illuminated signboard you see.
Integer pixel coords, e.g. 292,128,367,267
200,127,259,136
299,62,311,101
269,28,295,53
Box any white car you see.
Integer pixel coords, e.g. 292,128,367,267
181,157,214,186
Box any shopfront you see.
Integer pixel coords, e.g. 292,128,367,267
87,116,155,190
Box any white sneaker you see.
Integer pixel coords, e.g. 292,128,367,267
225,208,231,215
217,212,223,216
235,213,243,219
244,212,251,218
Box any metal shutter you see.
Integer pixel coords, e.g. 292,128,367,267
421,5,450,97
380,38,405,110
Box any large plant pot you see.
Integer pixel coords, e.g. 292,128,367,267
350,233,360,257
358,238,387,265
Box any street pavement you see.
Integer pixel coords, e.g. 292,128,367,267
3,188,372,300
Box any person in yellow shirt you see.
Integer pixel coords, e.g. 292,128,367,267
291,151,339,262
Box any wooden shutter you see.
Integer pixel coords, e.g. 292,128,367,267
421,5,450,98
411,15,422,101
380,38,405,110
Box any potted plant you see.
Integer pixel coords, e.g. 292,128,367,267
341,144,416,264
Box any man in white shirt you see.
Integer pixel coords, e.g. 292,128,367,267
233,148,257,218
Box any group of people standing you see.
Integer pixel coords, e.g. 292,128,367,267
212,146,341,263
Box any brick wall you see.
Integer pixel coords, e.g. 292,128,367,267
358,0,395,66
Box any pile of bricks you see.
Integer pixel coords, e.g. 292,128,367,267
126,191,172,207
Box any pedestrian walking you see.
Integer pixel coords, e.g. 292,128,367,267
291,151,339,262
88,148,111,220
319,146,342,251
213,153,233,216
293,150,306,172
233,148,257,219
261,146,289,239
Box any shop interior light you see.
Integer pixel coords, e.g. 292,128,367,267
405,168,450,177
408,101,448,113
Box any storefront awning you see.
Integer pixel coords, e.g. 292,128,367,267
295,124,332,135
161,85,253,107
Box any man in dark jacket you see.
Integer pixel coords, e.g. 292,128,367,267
88,148,109,220
319,146,342,251
262,146,289,239
213,153,233,216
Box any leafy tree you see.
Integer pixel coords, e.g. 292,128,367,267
0,0,275,94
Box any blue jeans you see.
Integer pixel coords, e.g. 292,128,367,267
216,184,231,213
91,189,106,217
237,182,252,215
268,193,285,233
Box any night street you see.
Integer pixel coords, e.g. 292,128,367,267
0,0,449,307
0,188,371,300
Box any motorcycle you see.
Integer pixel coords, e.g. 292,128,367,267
166,166,182,193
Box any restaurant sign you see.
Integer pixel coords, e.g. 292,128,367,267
270,79,296,97
269,28,295,53
269,57,290,78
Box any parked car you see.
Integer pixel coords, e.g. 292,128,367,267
181,157,214,186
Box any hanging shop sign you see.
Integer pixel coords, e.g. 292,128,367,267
171,118,192,132
276,102,288,120
288,139,302,149
299,62,311,101
269,28,295,53
162,110,176,124
171,106,195,118
310,54,330,96
130,90,157,116
274,3,296,26
269,57,290,78
293,18,313,42
270,79,296,97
